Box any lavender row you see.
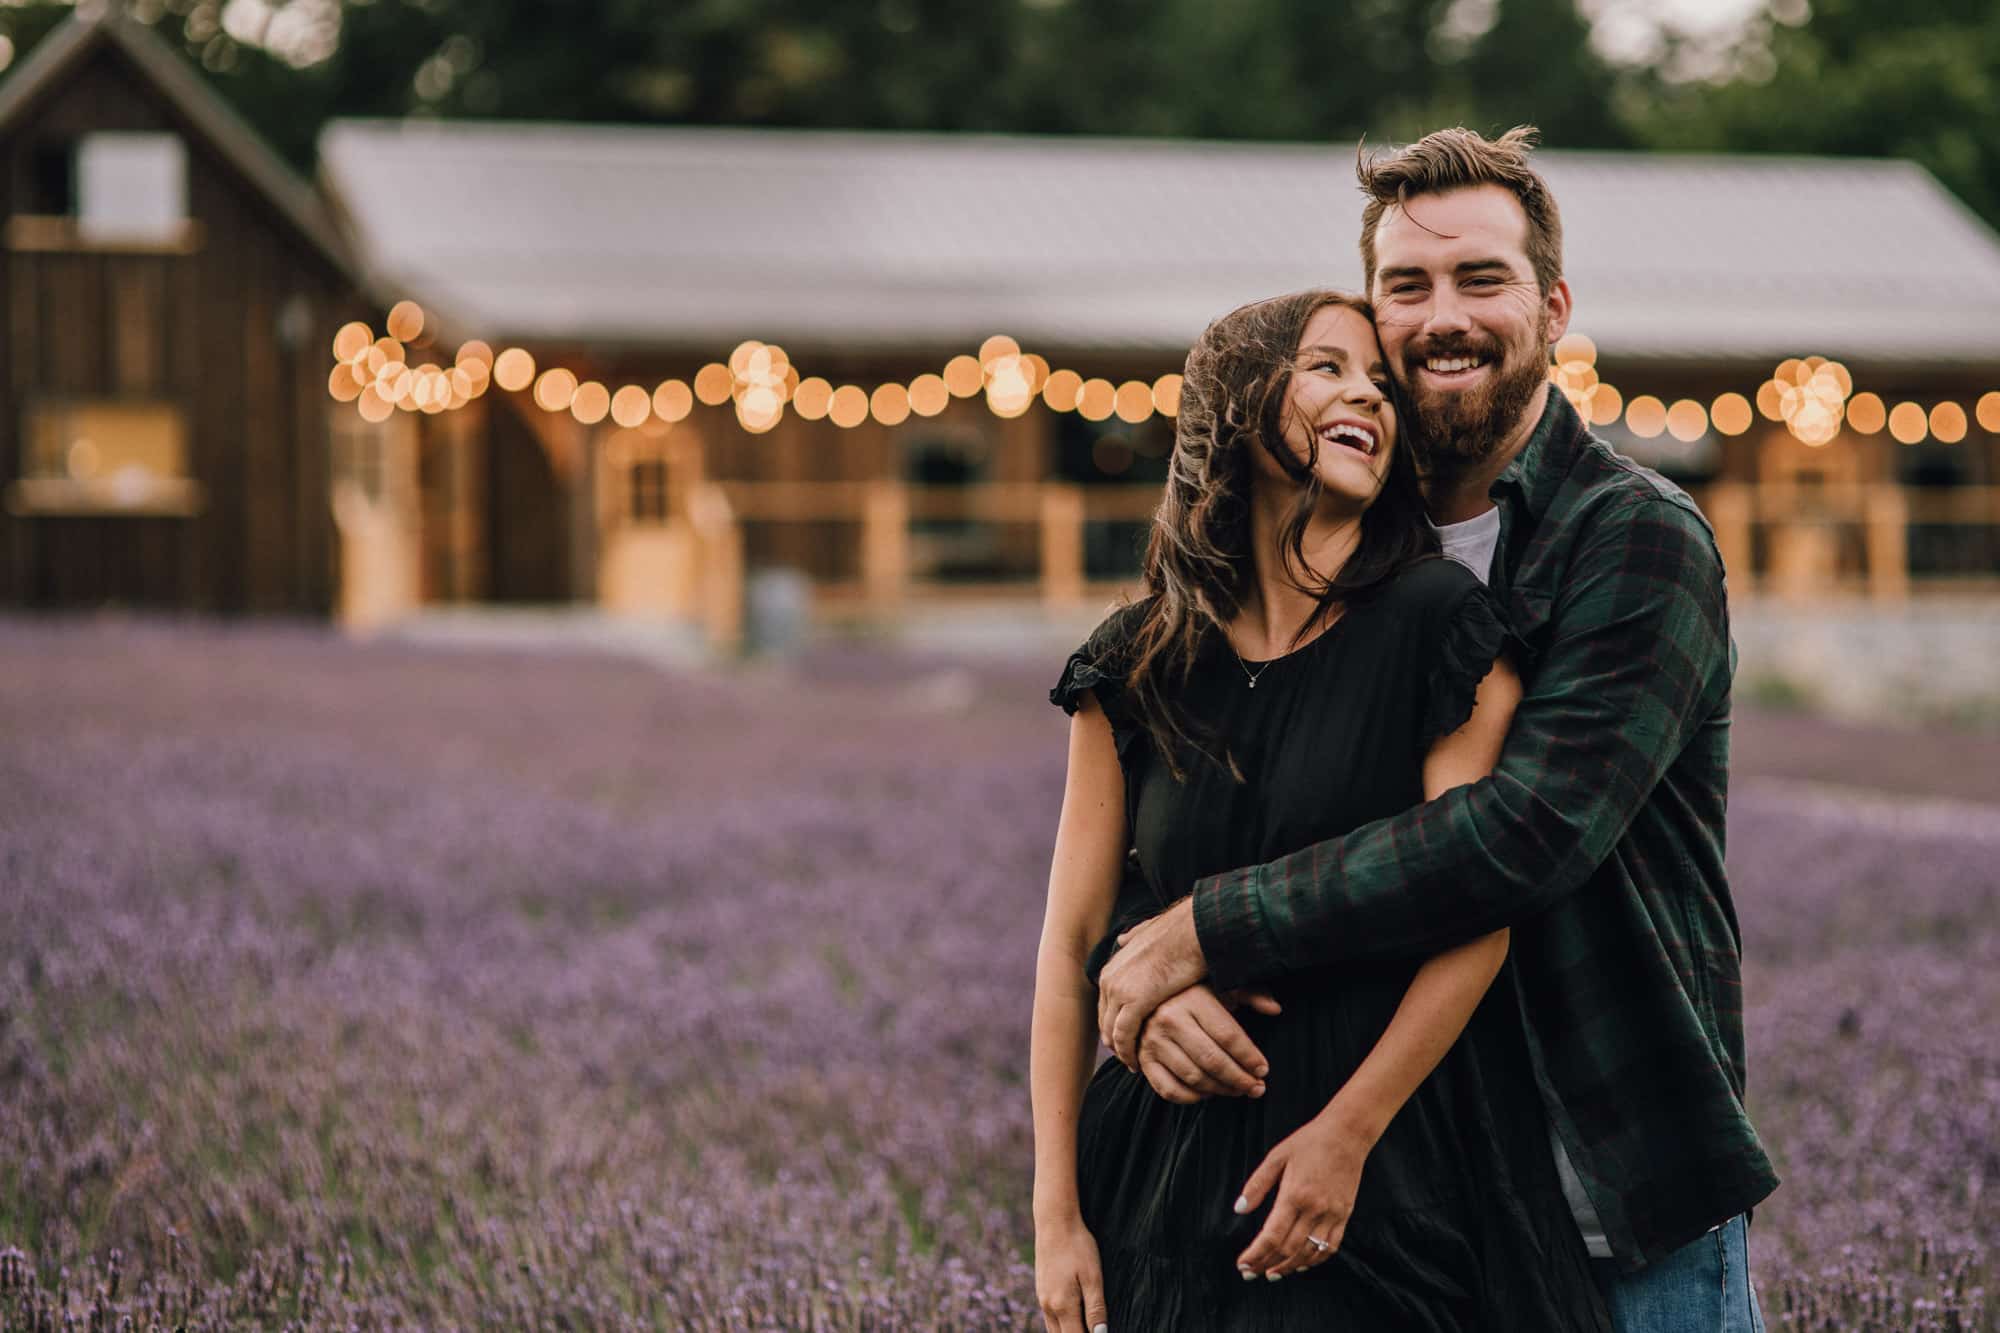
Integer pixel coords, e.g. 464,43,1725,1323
0,622,1992,1329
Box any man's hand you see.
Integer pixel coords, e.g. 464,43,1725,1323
1135,985,1282,1103
1096,895,1208,1068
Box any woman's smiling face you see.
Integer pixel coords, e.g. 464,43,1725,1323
1263,302,1398,508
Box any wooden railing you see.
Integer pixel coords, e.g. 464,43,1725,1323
708,479,2000,617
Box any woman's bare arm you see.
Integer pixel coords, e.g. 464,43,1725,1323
1029,691,1127,1332
1233,654,1524,1278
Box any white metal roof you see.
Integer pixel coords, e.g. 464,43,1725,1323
317,120,2000,367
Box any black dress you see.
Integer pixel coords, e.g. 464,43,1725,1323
1049,558,1609,1332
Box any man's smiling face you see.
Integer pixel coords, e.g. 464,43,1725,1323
1368,184,1572,473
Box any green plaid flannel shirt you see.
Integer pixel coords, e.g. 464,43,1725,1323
1190,392,1779,1271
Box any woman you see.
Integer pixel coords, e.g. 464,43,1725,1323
1028,290,1607,1331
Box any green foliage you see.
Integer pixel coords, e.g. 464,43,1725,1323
1,0,1630,164
1,0,1993,230
1628,0,2000,226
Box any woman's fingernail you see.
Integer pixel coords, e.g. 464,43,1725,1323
1239,1268,1256,1281
1093,1324,1108,1333
1250,1083,1265,1098
1254,1065,1269,1078
1266,1270,1283,1281
1233,1195,1251,1214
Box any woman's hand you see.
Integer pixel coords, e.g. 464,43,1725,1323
1230,1106,1376,1280
1133,985,1281,1104
1034,1213,1111,1333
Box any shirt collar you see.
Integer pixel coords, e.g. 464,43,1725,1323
1492,387,1589,520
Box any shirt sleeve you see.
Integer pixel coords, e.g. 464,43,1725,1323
1190,495,1732,986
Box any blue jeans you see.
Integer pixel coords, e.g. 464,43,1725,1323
1592,1215,1766,1333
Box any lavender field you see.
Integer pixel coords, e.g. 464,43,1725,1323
1,620,1994,1331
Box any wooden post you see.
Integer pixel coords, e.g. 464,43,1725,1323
1702,482,1753,591
861,479,909,607
689,483,744,654
1040,483,1086,606
1865,484,1909,603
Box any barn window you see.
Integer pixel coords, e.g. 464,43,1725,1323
5,400,199,516
76,133,189,244
7,134,194,252
629,458,670,523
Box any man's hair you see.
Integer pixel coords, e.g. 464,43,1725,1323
1357,125,1563,296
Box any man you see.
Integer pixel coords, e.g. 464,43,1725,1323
1092,126,1777,1330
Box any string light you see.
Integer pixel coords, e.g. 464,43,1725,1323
1929,402,1967,444
1666,399,1708,443
1114,380,1154,425
1710,393,1752,436
330,305,2000,460
653,379,694,423
1888,402,1928,445
1846,393,1887,435
1625,395,1668,439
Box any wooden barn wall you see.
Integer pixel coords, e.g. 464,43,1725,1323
482,394,570,602
0,53,360,614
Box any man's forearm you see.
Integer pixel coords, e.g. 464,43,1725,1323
1194,497,1732,989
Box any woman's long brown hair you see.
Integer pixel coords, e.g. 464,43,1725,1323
1119,288,1437,780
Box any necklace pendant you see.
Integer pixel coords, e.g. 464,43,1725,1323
1247,678,1256,689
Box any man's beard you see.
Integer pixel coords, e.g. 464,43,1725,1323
1399,315,1550,479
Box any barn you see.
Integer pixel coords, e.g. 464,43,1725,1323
6,7,1999,637
0,8,366,614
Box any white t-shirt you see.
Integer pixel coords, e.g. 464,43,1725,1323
1429,506,1503,585
1428,502,1615,1260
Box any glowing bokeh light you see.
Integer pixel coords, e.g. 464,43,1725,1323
1043,369,1083,413
1625,395,1667,438
1020,354,1050,395
493,349,535,392
652,380,694,423
1888,402,1927,445
985,356,1034,417
871,383,912,427
534,368,578,413
793,378,834,421
1152,373,1184,417
1977,391,2000,433
693,363,734,406
943,355,984,398
1755,380,1785,422
611,385,652,429
828,386,869,429
908,373,950,417
1589,384,1623,427
978,334,1020,366
1078,378,1116,423
737,386,782,433
333,322,371,363
385,300,424,343
1553,332,1597,366
727,340,766,379
1709,392,1752,436
1929,401,1967,444
357,386,394,423
1666,399,1708,442
1114,380,1154,424
1845,392,1885,434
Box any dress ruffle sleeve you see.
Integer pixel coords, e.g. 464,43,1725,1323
1420,581,1516,748
1049,647,1120,717
1050,603,1153,763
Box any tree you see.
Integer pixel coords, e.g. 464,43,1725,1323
0,0,1636,170
1626,0,2000,226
